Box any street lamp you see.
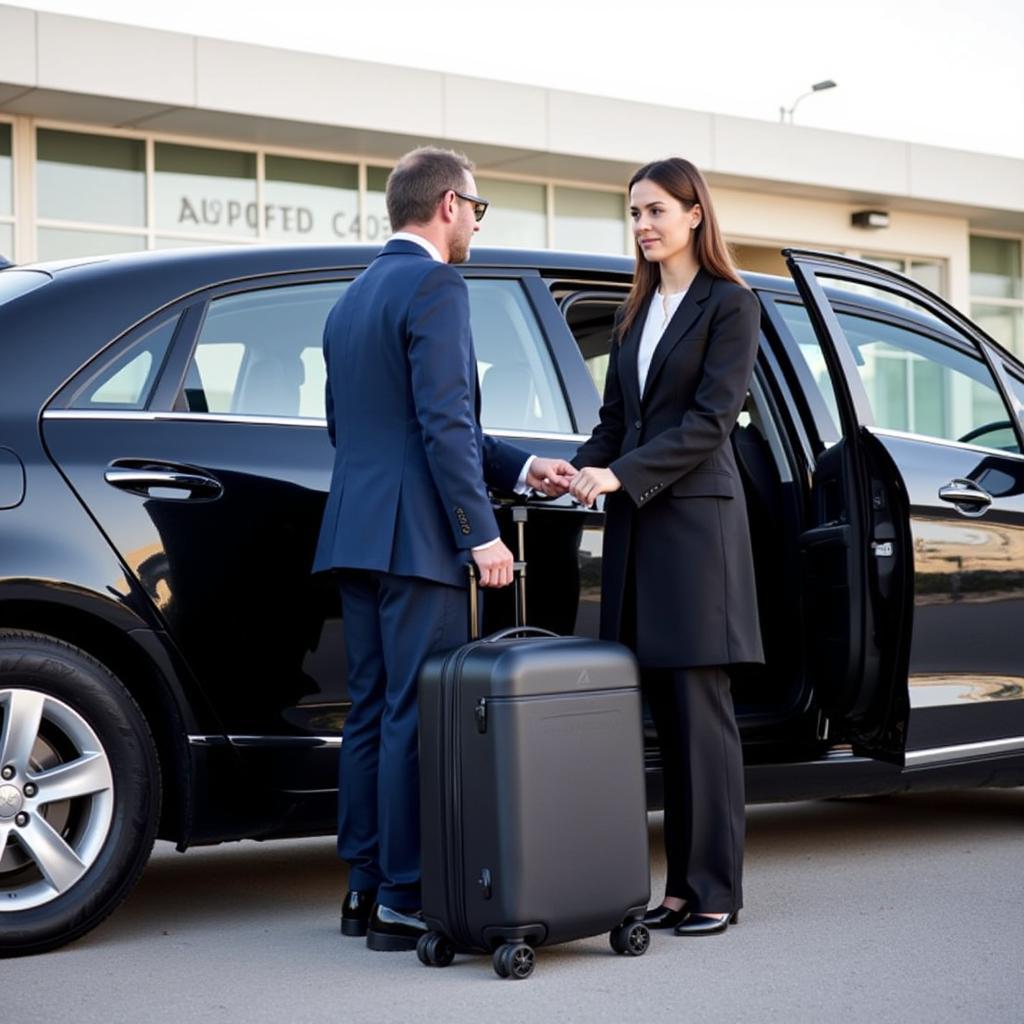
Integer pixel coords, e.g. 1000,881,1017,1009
779,79,837,123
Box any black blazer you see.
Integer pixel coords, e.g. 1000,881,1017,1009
573,269,764,668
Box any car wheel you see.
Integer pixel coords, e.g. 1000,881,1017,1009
0,630,160,957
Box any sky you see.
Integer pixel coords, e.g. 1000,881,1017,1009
4,0,1024,160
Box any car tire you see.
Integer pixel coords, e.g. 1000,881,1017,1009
0,630,161,957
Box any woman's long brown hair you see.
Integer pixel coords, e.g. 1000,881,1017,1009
618,158,745,339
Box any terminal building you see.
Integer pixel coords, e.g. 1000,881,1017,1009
0,4,1022,355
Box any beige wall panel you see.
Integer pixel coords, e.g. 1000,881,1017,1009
443,75,547,151
909,144,1024,214
195,39,443,139
547,91,712,166
37,13,195,106
0,5,36,87
714,117,910,196
715,187,972,310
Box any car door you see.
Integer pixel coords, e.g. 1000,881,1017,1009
42,273,353,796
42,265,590,796
785,249,1024,769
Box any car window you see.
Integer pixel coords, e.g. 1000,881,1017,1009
774,300,844,441
183,281,349,418
467,279,572,434
834,310,1018,453
562,296,623,396
69,314,179,410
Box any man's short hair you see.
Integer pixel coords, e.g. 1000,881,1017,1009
386,147,475,230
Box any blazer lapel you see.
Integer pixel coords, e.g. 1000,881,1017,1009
641,269,714,404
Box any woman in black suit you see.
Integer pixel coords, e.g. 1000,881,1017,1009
570,158,762,935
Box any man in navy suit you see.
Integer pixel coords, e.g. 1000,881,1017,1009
314,146,576,951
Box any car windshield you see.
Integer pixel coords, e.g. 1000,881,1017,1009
0,269,51,305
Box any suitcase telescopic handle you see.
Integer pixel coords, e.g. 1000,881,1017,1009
466,502,532,641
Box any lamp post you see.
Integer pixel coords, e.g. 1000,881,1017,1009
779,80,837,123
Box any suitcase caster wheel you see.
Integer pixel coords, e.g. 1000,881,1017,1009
417,932,455,968
493,942,535,979
610,921,650,956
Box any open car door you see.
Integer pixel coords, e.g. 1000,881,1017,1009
784,250,913,765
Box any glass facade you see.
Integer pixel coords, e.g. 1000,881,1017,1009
264,156,359,243
37,129,145,227
970,236,1021,299
553,187,626,254
364,166,392,244
37,227,146,260
476,177,546,248
970,236,1024,357
155,143,257,240
0,122,11,218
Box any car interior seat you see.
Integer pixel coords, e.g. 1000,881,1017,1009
234,353,305,418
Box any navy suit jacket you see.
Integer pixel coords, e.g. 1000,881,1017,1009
313,239,529,588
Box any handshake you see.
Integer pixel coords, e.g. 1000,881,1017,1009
473,456,622,587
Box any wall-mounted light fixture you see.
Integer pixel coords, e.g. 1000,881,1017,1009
851,210,890,229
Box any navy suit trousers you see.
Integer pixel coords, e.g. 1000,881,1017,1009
337,569,468,909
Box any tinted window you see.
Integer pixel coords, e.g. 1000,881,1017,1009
563,297,622,396
837,310,1016,452
183,281,348,418
70,315,178,410
468,279,572,434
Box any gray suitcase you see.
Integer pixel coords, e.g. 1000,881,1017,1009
417,505,650,979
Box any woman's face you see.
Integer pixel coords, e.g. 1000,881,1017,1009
629,178,701,264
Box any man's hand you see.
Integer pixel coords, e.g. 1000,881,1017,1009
569,466,621,508
526,457,578,497
472,539,515,588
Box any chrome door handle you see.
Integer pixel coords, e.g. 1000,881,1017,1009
104,463,223,499
938,478,992,517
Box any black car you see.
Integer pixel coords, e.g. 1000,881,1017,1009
1,244,1023,956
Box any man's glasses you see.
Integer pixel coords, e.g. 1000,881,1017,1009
451,190,489,222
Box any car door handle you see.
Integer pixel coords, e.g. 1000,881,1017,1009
938,478,992,517
104,462,223,500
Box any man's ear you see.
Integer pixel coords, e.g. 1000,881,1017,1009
438,190,456,224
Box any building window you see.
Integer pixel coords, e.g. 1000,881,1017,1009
35,129,147,258
475,177,546,249
264,156,359,243
0,121,11,260
970,235,1023,356
553,187,626,255
364,166,392,243
861,253,945,296
155,143,258,240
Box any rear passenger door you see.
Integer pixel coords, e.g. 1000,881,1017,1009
786,250,1024,769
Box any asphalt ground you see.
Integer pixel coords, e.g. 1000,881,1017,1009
7,788,1024,1024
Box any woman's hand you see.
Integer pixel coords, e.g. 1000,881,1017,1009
570,466,621,508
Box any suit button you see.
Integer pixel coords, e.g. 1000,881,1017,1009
461,526,471,535
634,420,642,430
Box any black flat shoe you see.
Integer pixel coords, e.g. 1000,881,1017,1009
340,889,375,937
365,904,429,951
673,911,739,936
641,904,689,929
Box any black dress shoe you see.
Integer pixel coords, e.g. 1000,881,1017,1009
365,903,429,952
673,911,739,936
340,890,375,937
641,904,689,929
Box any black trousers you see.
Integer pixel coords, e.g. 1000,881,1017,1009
620,547,746,913
643,667,746,913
